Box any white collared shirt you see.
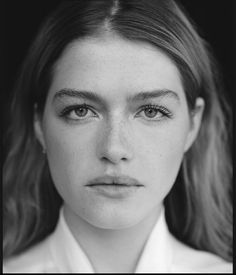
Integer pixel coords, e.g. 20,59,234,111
3,206,233,273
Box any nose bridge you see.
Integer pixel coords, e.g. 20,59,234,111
98,114,133,163
108,115,126,142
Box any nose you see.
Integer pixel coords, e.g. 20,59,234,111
97,118,134,165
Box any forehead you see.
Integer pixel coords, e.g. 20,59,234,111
49,36,185,101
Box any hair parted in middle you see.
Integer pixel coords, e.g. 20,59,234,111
3,0,232,261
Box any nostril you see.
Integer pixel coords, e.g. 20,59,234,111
97,126,134,164
100,155,128,165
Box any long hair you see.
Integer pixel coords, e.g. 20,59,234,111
3,0,232,261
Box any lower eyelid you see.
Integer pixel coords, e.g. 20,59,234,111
69,108,97,119
59,104,95,115
136,105,172,117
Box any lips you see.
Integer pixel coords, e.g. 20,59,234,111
85,175,144,187
85,175,144,199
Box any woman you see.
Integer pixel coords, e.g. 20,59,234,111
3,0,232,273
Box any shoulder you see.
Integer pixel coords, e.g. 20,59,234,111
169,234,233,273
3,236,56,273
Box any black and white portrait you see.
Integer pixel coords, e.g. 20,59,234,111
3,0,234,273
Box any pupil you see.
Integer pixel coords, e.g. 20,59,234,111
145,108,157,118
76,107,87,117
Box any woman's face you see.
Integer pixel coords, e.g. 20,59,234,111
35,36,203,229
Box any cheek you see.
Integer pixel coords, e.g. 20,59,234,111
43,117,96,190
136,121,189,192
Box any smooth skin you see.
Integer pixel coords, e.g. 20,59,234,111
35,35,204,273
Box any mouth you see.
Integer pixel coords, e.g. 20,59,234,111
85,175,144,187
85,175,144,198
87,183,133,187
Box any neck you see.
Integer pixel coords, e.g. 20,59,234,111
63,204,162,273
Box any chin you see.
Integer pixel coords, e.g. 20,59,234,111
83,207,144,230
88,218,140,230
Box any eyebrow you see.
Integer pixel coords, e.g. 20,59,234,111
53,88,180,105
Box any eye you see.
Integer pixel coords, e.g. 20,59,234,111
60,104,98,120
136,104,172,120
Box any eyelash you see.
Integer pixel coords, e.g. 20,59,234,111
136,104,173,120
59,103,173,121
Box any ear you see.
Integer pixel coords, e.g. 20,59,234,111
34,104,46,151
184,97,205,153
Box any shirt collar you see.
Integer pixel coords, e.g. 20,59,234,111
135,207,173,273
49,207,94,273
49,205,172,273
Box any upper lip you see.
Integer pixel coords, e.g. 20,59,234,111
86,175,144,187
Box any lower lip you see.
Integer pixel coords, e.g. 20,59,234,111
86,184,143,199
